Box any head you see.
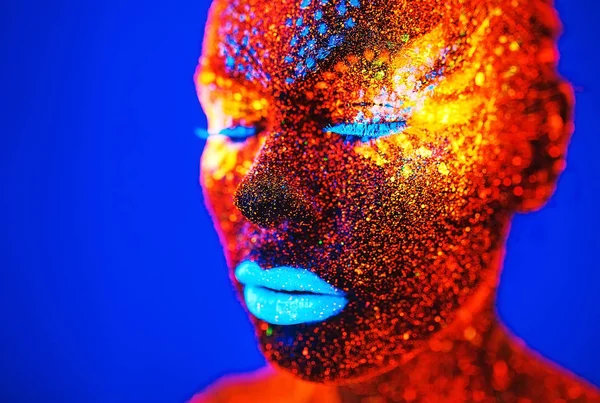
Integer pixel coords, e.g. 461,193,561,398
195,0,572,384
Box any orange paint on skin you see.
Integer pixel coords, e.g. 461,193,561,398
191,0,600,401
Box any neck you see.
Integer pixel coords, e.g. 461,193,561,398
337,267,519,402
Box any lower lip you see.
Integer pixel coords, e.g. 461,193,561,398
243,285,348,326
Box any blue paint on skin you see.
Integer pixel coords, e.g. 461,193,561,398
336,0,347,16
328,34,344,47
220,3,272,85
317,48,330,59
300,0,311,9
281,0,356,84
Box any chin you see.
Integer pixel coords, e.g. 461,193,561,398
243,299,427,384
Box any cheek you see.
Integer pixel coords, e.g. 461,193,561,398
341,147,495,295
200,137,260,245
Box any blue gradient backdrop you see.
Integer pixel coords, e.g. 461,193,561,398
1,0,599,402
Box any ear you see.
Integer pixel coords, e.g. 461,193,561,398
512,81,574,213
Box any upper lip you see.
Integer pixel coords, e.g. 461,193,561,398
234,260,346,296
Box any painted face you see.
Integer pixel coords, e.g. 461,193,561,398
196,0,572,383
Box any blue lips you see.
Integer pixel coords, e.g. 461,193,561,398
234,260,348,325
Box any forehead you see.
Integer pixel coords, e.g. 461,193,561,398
200,0,445,88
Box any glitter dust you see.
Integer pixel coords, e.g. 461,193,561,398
191,0,600,401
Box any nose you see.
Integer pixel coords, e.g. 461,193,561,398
234,165,312,228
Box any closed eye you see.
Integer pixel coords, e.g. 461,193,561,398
195,125,257,141
324,121,407,140
217,126,256,139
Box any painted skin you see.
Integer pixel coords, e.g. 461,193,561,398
192,0,600,401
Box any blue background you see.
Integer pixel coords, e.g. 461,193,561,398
1,0,599,402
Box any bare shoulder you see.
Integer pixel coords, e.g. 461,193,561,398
188,367,340,403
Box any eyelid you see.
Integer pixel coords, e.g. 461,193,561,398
195,125,257,140
324,121,407,139
217,126,257,138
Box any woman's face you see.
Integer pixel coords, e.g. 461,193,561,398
196,0,571,383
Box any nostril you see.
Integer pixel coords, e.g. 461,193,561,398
234,168,311,228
